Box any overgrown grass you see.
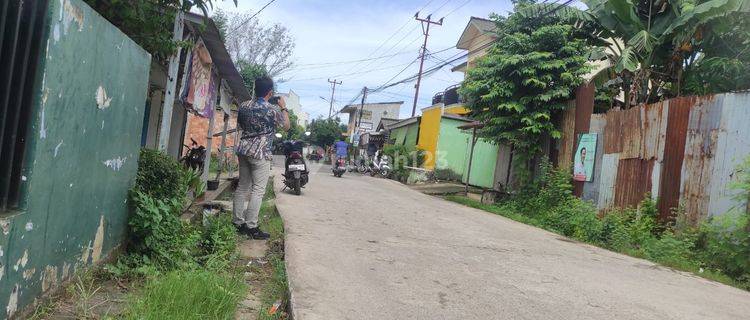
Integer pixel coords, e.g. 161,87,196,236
110,149,247,318
124,270,245,320
446,159,750,291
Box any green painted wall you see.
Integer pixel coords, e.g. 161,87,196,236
435,118,469,178
0,0,151,317
404,123,419,148
435,117,498,189
390,126,408,145
463,136,499,189
389,122,419,148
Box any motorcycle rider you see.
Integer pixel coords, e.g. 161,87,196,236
333,136,349,170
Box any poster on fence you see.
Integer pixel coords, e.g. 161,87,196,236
573,133,597,182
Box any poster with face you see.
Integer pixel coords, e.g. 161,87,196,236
573,133,597,182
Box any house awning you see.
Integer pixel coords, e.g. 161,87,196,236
457,121,485,130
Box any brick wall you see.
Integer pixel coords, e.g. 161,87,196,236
184,111,237,155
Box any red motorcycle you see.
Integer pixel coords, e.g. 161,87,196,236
332,157,346,178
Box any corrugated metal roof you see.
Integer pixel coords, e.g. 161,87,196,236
340,101,405,113
385,116,420,130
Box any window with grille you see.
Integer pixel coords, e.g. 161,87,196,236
0,0,48,211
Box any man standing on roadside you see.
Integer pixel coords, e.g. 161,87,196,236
234,76,290,239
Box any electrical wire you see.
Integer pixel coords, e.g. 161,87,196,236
335,0,575,118
370,0,575,94
228,0,279,33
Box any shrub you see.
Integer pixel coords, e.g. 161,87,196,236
697,212,750,281
135,149,188,200
447,155,750,290
129,190,200,270
383,144,426,181
126,148,235,273
642,231,697,270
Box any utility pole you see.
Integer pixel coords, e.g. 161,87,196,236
354,87,368,144
411,12,443,117
327,79,342,118
158,1,185,153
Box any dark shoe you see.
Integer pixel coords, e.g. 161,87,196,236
247,227,270,240
235,224,253,237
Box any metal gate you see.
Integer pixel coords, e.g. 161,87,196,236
0,0,48,211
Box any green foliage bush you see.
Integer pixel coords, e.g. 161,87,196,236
123,149,240,275
452,157,750,290
129,190,200,270
135,149,188,200
382,144,426,181
697,213,750,282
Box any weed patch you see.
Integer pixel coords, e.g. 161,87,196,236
123,270,245,320
446,159,750,291
255,185,290,320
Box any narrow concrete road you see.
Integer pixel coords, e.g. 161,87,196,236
273,160,750,320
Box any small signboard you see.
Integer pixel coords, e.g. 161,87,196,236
573,133,597,182
361,110,372,120
359,122,373,130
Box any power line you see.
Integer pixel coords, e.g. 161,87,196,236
229,0,279,33
339,0,575,117
287,59,420,82
287,49,418,69
342,0,437,75
345,0,456,79
372,0,575,94
443,0,474,18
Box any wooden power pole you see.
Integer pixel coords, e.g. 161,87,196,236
327,78,342,118
354,87,368,144
411,12,443,117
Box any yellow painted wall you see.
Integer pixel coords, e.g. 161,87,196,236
417,106,443,169
444,104,469,115
417,104,471,169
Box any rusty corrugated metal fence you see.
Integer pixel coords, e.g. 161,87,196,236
575,92,750,223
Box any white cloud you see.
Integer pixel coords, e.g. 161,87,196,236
211,0,514,121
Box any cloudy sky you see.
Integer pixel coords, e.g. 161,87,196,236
209,0,516,122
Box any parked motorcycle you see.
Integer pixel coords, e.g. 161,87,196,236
282,140,309,195
181,138,206,171
306,151,322,162
332,157,347,178
355,157,369,174
369,154,391,178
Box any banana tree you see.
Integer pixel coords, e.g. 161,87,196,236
523,0,748,106
589,0,748,105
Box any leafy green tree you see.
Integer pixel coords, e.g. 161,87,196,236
84,0,235,61
236,60,269,96
460,4,591,179
279,109,304,140
307,117,344,148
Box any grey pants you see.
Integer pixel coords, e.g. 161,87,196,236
233,155,271,228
